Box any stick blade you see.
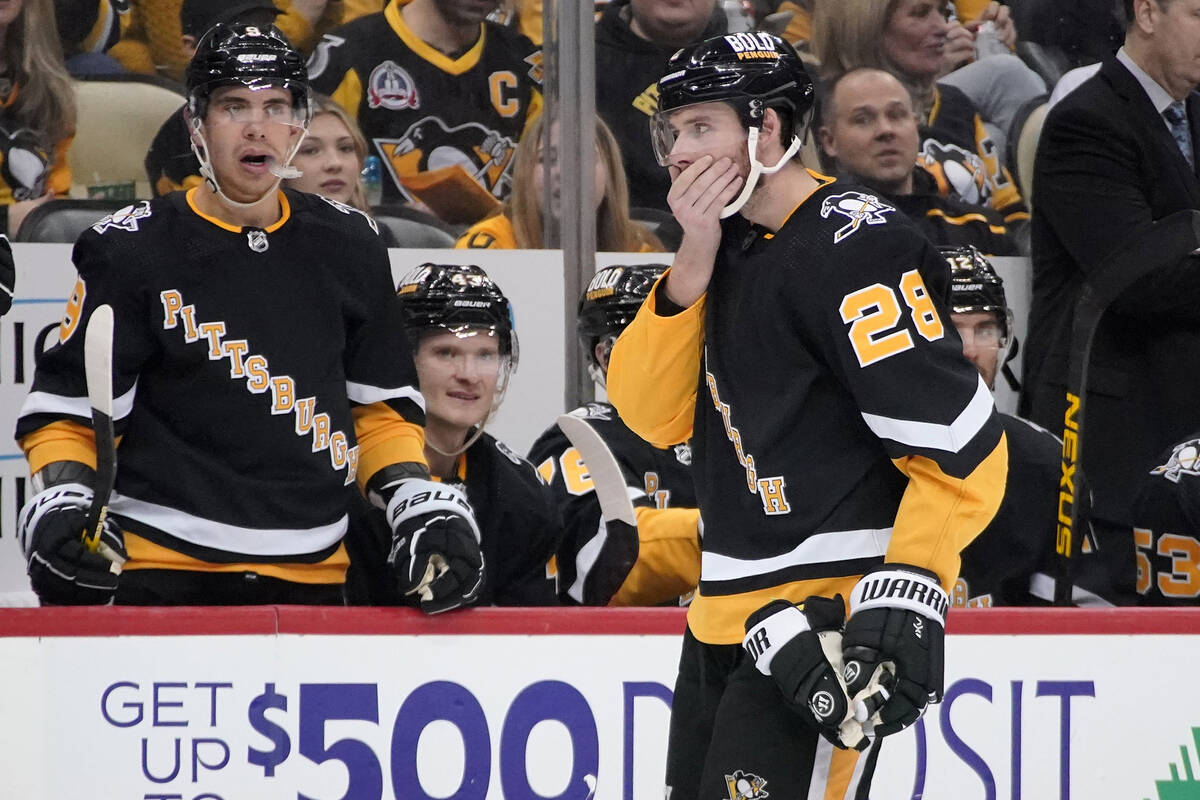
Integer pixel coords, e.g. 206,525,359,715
556,413,639,527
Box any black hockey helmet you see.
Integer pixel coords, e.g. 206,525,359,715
397,263,518,364
578,264,666,379
651,31,814,165
942,245,1007,321
185,23,310,121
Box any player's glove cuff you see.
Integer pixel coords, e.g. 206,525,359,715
18,483,125,606
847,565,949,626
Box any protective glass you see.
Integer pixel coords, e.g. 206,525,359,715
649,102,746,167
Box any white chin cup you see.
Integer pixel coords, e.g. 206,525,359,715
719,126,802,219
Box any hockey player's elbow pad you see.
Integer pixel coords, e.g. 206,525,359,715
743,595,869,750
841,565,948,737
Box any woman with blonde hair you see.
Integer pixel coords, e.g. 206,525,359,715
0,0,76,237
285,94,371,213
457,114,664,252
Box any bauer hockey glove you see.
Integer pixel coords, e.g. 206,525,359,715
743,595,869,750
841,565,948,738
18,483,125,605
385,479,485,614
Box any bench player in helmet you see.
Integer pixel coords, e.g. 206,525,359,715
1132,433,1200,606
942,246,1109,607
345,263,559,605
14,24,483,611
528,263,701,606
607,33,1008,798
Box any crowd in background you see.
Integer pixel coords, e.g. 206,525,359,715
9,0,1200,610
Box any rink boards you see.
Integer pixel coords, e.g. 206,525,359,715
0,606,1197,800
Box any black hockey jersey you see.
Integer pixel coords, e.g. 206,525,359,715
609,174,1008,644
308,0,542,207
1132,434,1200,606
883,166,1019,257
528,401,700,606
345,431,561,606
15,188,426,583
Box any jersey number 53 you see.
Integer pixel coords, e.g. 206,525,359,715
839,269,944,367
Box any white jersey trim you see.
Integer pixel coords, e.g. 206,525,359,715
860,374,993,453
110,492,347,556
567,519,608,603
346,381,425,412
701,527,893,582
1029,572,1114,607
19,382,138,423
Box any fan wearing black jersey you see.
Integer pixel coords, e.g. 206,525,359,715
607,33,1008,799
14,24,482,611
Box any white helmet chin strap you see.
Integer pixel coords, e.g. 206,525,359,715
720,126,802,219
189,116,307,211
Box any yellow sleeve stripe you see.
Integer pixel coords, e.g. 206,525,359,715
610,506,701,606
924,207,1007,235
887,431,1008,592
607,271,705,448
352,402,427,489
331,69,364,118
20,420,98,473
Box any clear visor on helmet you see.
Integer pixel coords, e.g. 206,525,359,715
197,79,311,128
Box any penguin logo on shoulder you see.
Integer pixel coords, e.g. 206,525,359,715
819,191,894,243
92,201,153,235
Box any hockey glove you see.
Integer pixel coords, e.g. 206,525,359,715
386,479,484,614
743,595,869,750
18,483,125,605
841,565,948,738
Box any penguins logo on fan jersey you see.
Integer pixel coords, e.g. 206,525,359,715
919,139,991,206
375,117,517,200
0,125,51,201
367,60,420,111
92,201,153,234
819,191,894,243
1151,438,1200,484
724,771,769,800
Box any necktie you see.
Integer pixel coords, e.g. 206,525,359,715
1163,102,1194,170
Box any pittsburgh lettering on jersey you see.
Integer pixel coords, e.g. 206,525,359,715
632,82,659,117
159,289,359,485
705,362,791,516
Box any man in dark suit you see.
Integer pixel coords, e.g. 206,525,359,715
1020,0,1200,604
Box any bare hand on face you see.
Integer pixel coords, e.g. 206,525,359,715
663,155,742,307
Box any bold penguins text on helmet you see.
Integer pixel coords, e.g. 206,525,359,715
577,263,666,375
186,23,311,121
396,263,518,363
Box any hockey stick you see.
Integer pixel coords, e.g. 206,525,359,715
1054,209,1200,605
82,304,124,571
556,413,639,603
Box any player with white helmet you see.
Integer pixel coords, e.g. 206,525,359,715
608,33,1008,799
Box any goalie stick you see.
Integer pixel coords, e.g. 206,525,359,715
82,304,124,571
555,413,638,603
1054,209,1200,605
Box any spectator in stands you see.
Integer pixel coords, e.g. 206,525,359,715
110,0,338,79
1021,0,1200,605
529,264,700,606
819,67,1019,255
811,0,1035,226
595,0,726,212
1132,433,1200,606
56,0,129,75
308,0,542,226
455,115,664,251
345,263,561,606
0,0,76,238
145,0,282,196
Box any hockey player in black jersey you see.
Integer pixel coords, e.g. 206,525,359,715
14,24,484,612
345,263,559,605
941,246,1109,607
528,263,701,606
1132,434,1200,606
607,34,1008,799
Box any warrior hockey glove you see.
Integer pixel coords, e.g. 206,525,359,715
386,479,484,615
743,596,869,750
18,483,125,605
841,565,948,738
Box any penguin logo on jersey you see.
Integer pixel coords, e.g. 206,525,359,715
919,139,991,206
723,771,769,800
819,191,894,243
1151,438,1200,484
375,117,517,201
0,125,51,201
92,201,153,234
367,60,420,111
